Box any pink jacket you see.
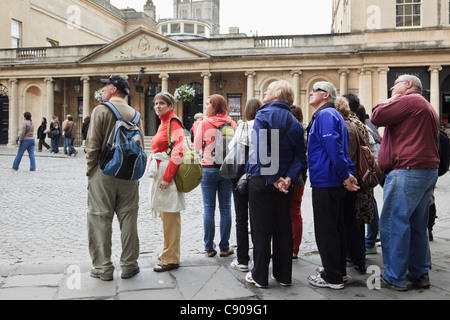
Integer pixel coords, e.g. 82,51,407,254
194,114,237,166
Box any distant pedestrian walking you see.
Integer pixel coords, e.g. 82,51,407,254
49,115,61,154
13,112,36,171
63,115,77,156
37,117,50,152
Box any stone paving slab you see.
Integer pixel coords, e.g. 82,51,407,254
1,146,450,302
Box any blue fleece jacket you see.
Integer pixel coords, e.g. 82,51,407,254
307,103,354,188
247,100,306,185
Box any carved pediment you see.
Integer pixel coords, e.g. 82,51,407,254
79,27,210,63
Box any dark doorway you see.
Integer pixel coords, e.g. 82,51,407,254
145,84,161,136
442,75,450,126
183,82,203,131
0,85,9,145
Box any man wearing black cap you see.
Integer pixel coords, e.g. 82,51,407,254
85,75,143,281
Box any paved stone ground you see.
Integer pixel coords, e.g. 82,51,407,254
0,146,320,267
1,146,450,302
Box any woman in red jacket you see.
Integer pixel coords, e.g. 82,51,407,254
148,92,185,272
194,95,237,258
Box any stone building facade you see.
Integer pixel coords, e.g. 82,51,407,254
1,0,450,146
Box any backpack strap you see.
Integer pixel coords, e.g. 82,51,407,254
101,102,123,121
102,101,140,124
131,111,141,125
166,117,184,156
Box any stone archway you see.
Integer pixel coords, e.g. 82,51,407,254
23,85,43,123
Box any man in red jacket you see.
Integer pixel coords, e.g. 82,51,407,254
371,74,439,291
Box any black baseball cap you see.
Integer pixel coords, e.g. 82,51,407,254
100,75,130,95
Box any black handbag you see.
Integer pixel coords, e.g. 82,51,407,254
235,165,257,195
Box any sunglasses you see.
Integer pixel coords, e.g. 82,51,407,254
312,88,328,93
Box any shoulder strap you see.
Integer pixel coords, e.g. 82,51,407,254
102,101,140,125
131,111,141,125
101,102,123,121
166,117,184,155
351,121,366,147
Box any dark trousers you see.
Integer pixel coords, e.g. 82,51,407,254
343,190,365,267
232,178,251,265
249,176,293,286
312,187,347,284
38,137,50,151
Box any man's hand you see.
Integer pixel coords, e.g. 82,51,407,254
343,175,360,191
274,177,291,194
383,93,402,104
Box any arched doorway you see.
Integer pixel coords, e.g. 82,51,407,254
183,82,203,131
0,84,9,145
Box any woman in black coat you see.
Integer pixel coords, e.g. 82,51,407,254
37,117,50,152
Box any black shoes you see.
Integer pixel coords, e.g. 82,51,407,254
407,273,430,289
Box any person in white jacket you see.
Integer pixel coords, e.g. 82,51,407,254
228,98,262,272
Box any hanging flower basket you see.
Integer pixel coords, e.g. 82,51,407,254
174,85,196,102
94,88,103,102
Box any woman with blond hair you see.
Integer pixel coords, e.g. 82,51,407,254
245,81,307,288
194,95,237,258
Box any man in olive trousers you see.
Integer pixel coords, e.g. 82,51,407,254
85,75,143,281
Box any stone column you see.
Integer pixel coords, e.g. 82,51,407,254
159,73,169,93
81,76,90,116
429,65,442,116
8,79,18,146
338,67,349,96
45,77,55,120
201,72,211,106
377,67,390,104
291,70,302,106
245,71,256,101
358,67,373,110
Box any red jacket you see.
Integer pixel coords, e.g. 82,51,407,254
151,110,184,183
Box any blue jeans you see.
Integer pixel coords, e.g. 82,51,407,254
65,137,76,155
380,168,438,287
51,136,60,153
13,139,36,171
365,199,379,248
200,167,233,252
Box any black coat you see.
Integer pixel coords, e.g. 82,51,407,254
37,122,47,139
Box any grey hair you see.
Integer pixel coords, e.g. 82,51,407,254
398,74,423,94
315,81,337,103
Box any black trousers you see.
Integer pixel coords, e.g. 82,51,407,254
249,176,293,286
312,186,347,284
231,178,251,265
